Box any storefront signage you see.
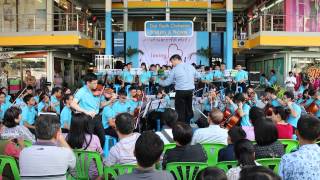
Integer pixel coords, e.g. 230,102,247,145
306,66,320,83
145,21,194,37
0,52,16,60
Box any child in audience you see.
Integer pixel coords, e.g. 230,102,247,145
271,106,294,139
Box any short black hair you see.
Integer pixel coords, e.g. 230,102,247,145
284,91,294,100
134,131,164,168
0,92,5,97
196,116,209,128
63,94,73,104
39,93,49,102
172,122,193,146
254,118,278,146
35,114,61,140
270,69,275,74
84,73,98,83
228,126,247,144
249,107,265,126
264,87,275,94
289,71,293,75
240,166,281,180
297,115,320,141
272,106,288,121
51,87,62,95
160,108,178,128
308,88,316,96
234,139,255,166
170,54,182,61
115,113,134,135
3,107,21,128
234,93,246,103
23,94,34,104
129,86,136,92
204,66,210,71
196,167,227,180
26,86,33,90
118,89,127,96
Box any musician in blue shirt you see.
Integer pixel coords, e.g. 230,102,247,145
201,66,213,83
60,94,73,130
20,94,37,130
121,63,134,85
234,93,252,127
265,87,283,107
283,91,301,128
213,65,223,80
267,70,277,87
37,93,50,114
112,90,134,115
50,87,62,114
234,65,248,92
0,87,11,104
0,92,11,120
139,63,151,86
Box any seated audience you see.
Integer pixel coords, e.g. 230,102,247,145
196,167,227,180
271,106,294,139
227,139,259,180
162,122,207,169
195,116,209,129
67,113,103,180
1,106,35,142
191,108,228,145
19,114,76,179
218,126,247,162
240,166,281,180
244,107,265,141
156,108,178,144
254,118,284,159
104,113,140,166
117,131,174,180
279,115,320,180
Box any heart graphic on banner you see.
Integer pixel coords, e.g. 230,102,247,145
167,43,184,64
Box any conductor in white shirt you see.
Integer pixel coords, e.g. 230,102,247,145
159,54,200,124
285,71,297,92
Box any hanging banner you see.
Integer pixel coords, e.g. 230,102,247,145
145,21,193,37
138,32,197,66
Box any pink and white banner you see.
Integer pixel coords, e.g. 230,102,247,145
138,32,197,66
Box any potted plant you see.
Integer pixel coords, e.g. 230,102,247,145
126,46,144,62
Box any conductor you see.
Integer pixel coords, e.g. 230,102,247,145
159,54,200,124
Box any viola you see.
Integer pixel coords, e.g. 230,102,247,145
93,84,104,96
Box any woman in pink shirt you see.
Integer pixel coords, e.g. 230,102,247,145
271,106,294,139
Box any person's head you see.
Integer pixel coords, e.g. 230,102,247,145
150,64,156,71
160,108,178,128
23,94,35,106
127,63,132,69
169,54,182,67
264,87,276,97
228,126,247,144
196,116,209,128
283,91,294,104
239,166,281,180
236,65,242,71
234,93,246,104
26,86,33,95
63,94,74,106
129,87,137,97
204,66,210,72
172,122,193,146
84,73,98,90
115,113,134,136
288,71,293,77
308,88,316,97
0,87,7,94
26,70,31,76
141,63,147,70
271,106,288,123
35,114,61,141
302,89,309,99
249,107,265,126
51,87,62,98
220,63,226,71
3,106,22,128
234,139,256,166
215,65,220,70
196,167,227,180
118,90,127,103
0,92,5,103
64,87,72,95
156,87,165,99
270,69,275,75
261,73,266,78
67,113,91,149
208,108,223,125
134,131,164,168
296,115,320,143
39,93,50,103
254,118,278,146
35,89,42,96
246,85,254,95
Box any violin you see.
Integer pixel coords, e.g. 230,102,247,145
221,108,241,129
93,84,104,96
306,101,319,114
264,103,273,117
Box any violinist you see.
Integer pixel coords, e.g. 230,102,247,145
101,91,117,138
15,86,34,108
200,66,213,93
296,89,309,105
60,94,73,132
201,88,219,115
304,89,320,118
234,93,252,127
111,90,134,115
224,92,237,114
71,73,106,147
0,92,11,121
120,62,134,87
37,93,53,114
246,85,258,107
128,87,139,110
283,91,301,128
50,87,62,114
264,87,283,107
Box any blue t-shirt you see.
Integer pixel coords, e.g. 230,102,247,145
271,99,282,107
201,73,213,82
50,95,60,114
15,98,26,108
74,86,100,114
21,106,37,126
5,95,11,104
315,100,320,118
203,98,218,112
287,103,302,128
0,102,11,120
101,106,115,129
34,96,40,104
112,100,134,115
122,70,134,83
60,106,72,128
235,70,248,82
139,71,151,85
269,75,277,86
37,101,48,114
241,103,252,127
213,70,223,79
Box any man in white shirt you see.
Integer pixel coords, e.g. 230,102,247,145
191,108,228,145
285,71,296,92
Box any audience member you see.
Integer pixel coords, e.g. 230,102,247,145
279,115,320,180
271,106,294,139
104,113,140,166
156,108,178,144
19,114,76,179
163,122,207,169
227,139,258,180
191,108,228,145
196,167,227,180
218,126,247,162
240,166,281,180
254,118,284,159
117,131,174,180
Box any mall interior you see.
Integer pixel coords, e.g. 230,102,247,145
0,0,320,93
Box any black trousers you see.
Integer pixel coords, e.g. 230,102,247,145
89,115,106,147
175,90,194,124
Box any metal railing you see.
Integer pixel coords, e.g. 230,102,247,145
249,14,320,35
0,13,103,40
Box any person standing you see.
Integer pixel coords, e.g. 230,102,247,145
285,71,297,92
159,54,200,124
24,70,36,88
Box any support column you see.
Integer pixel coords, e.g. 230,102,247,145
105,0,112,55
226,0,233,69
166,0,170,21
123,0,128,31
207,0,212,32
46,0,53,31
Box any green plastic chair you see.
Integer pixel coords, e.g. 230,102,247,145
201,143,226,166
256,158,281,174
70,150,104,180
104,164,137,180
163,143,176,154
24,140,32,147
0,155,20,180
166,162,208,180
279,139,299,154
216,161,238,172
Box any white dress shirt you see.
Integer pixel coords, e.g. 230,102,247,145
191,124,228,145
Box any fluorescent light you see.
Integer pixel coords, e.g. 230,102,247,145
193,16,197,22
